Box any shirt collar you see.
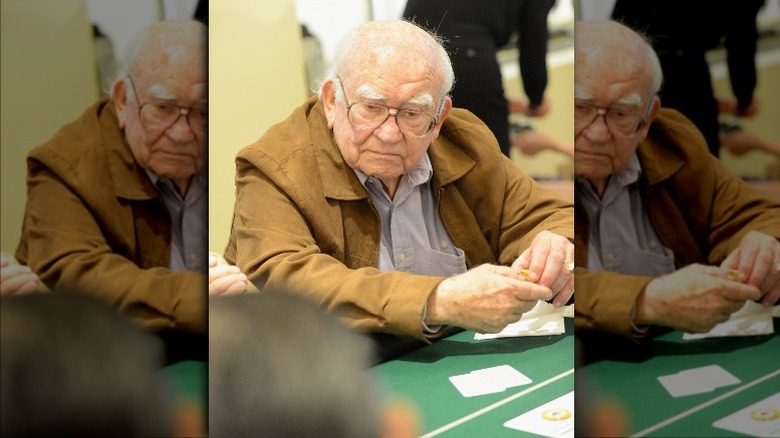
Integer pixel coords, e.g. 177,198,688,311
576,152,642,202
354,152,433,189
145,170,206,197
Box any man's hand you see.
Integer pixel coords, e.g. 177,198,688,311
635,264,762,333
511,230,574,307
208,255,249,296
0,253,40,296
425,264,553,334
719,230,780,307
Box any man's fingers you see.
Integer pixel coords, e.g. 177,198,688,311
552,275,574,308
209,274,248,296
511,282,553,302
721,281,762,302
1,274,40,295
209,265,242,282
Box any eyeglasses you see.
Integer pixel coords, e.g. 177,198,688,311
126,76,207,135
336,76,438,138
575,100,647,137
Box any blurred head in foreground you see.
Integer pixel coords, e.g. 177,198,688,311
209,292,418,437
0,292,170,437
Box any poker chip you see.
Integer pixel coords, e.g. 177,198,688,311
541,408,571,421
750,408,780,421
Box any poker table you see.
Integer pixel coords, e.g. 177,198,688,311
373,319,575,437
159,360,207,436
577,318,780,437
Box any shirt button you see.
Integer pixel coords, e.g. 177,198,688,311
440,241,449,249
607,253,615,261
649,242,657,249
399,253,406,262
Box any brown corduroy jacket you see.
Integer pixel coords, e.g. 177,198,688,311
225,97,574,339
16,97,205,334
574,108,780,338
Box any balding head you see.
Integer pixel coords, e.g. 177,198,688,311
329,19,454,101
125,19,206,81
575,20,662,101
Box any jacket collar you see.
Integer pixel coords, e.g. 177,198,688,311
637,111,690,186
98,98,167,201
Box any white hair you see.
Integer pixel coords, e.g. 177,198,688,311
320,20,454,107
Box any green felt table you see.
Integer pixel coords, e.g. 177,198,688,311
373,319,575,437
159,360,207,435
578,318,780,437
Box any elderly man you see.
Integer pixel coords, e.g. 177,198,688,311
15,20,246,335
225,20,574,340
573,20,780,338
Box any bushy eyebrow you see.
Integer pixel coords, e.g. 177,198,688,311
355,84,434,109
147,84,176,100
574,89,642,108
145,84,208,107
355,84,384,100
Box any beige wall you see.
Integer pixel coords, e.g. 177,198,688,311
208,0,308,253
0,0,98,253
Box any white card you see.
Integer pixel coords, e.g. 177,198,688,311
448,373,505,397
713,392,780,437
449,365,532,398
658,373,714,397
679,365,741,390
658,365,740,397
504,391,574,437
472,365,532,389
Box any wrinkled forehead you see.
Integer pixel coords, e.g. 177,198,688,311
130,26,206,85
575,21,653,102
341,22,444,98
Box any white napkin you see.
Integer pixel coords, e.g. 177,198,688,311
475,301,573,340
683,301,778,340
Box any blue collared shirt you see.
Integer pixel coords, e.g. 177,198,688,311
354,153,467,278
576,153,675,277
146,171,208,273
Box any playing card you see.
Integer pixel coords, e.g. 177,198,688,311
658,365,740,397
449,365,532,397
504,391,574,437
679,365,741,390
448,373,505,397
472,365,532,389
658,373,714,397
713,392,780,437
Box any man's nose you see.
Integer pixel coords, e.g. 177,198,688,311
375,112,404,142
166,112,196,142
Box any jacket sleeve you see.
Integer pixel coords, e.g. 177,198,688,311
707,156,780,262
16,151,205,334
228,148,443,340
573,267,655,339
497,158,574,265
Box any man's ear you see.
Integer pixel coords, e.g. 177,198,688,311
113,79,129,129
321,79,338,129
639,96,661,138
431,96,453,138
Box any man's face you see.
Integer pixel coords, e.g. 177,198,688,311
322,71,451,192
115,68,207,190
574,52,658,194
